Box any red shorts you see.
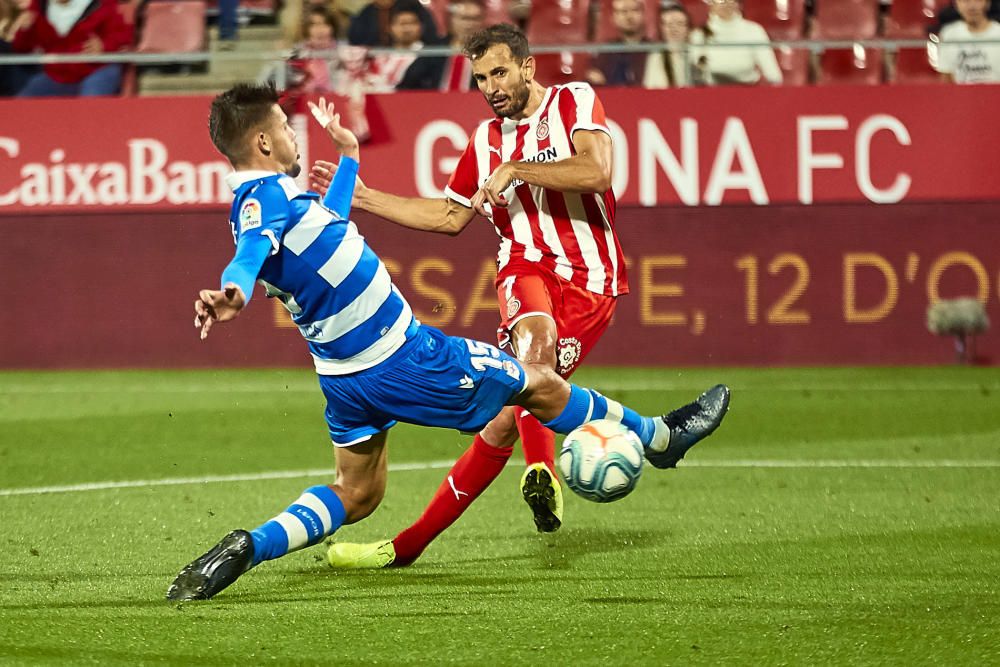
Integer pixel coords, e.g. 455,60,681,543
495,259,617,378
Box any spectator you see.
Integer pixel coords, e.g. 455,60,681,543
936,0,1000,83
643,1,706,88
289,6,346,94
690,0,781,85
438,0,485,91
348,0,438,47
588,0,649,86
1,0,35,95
363,0,436,90
12,0,132,97
934,0,1000,32
217,0,239,49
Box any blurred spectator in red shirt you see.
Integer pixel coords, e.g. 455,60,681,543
348,0,438,47
12,0,132,96
290,6,345,93
437,0,484,91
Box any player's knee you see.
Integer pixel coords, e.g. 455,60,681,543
519,364,565,405
480,408,519,448
512,319,558,369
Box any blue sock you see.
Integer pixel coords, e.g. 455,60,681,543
249,485,346,566
543,384,656,447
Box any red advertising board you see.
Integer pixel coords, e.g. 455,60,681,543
1,85,999,214
1,202,997,368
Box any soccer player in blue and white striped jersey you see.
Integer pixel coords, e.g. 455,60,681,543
166,84,730,601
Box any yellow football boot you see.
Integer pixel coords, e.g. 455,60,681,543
326,540,396,569
520,462,563,533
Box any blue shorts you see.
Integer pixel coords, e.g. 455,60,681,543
318,325,528,446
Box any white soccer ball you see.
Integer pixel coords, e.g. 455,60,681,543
559,419,644,503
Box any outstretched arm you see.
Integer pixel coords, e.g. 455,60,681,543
194,228,274,339
309,161,476,235
308,95,475,235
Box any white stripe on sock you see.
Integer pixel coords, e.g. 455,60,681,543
275,512,309,550
295,492,333,533
604,398,624,422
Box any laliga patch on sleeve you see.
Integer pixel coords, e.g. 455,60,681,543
239,198,263,232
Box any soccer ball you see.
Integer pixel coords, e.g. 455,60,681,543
559,419,644,503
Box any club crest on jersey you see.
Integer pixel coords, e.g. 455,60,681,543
536,118,550,141
506,295,521,319
239,198,262,232
557,337,583,375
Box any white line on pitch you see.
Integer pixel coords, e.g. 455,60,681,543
2,459,998,498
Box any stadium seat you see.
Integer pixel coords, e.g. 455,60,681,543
526,0,590,45
774,46,810,85
422,0,450,34
885,0,939,38
892,46,943,84
594,0,661,42
532,51,592,85
811,0,879,40
482,0,512,26
137,0,207,53
816,46,883,85
742,0,806,40
678,0,708,29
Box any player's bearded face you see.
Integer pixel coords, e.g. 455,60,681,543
483,68,530,118
473,45,532,119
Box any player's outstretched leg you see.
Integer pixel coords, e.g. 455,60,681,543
516,369,731,469
166,530,255,601
647,384,731,469
167,484,347,601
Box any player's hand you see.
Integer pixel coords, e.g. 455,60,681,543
308,97,360,160
193,284,245,340
473,162,515,216
81,35,103,54
309,159,367,202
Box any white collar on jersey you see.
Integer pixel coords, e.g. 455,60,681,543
225,170,280,192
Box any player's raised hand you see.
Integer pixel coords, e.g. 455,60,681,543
193,285,246,340
308,97,359,160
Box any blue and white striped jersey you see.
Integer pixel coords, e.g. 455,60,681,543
220,157,417,375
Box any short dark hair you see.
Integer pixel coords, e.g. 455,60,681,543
208,83,280,164
463,23,530,63
389,0,423,21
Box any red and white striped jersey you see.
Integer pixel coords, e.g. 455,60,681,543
444,82,628,297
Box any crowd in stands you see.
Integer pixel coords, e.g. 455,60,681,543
1,0,1000,98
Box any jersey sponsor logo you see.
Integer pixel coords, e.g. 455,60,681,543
536,118,550,141
557,337,583,375
506,295,521,319
458,374,475,390
239,198,262,232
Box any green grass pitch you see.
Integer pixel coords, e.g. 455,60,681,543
1,367,999,665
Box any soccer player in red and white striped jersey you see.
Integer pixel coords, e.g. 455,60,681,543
312,24,628,567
